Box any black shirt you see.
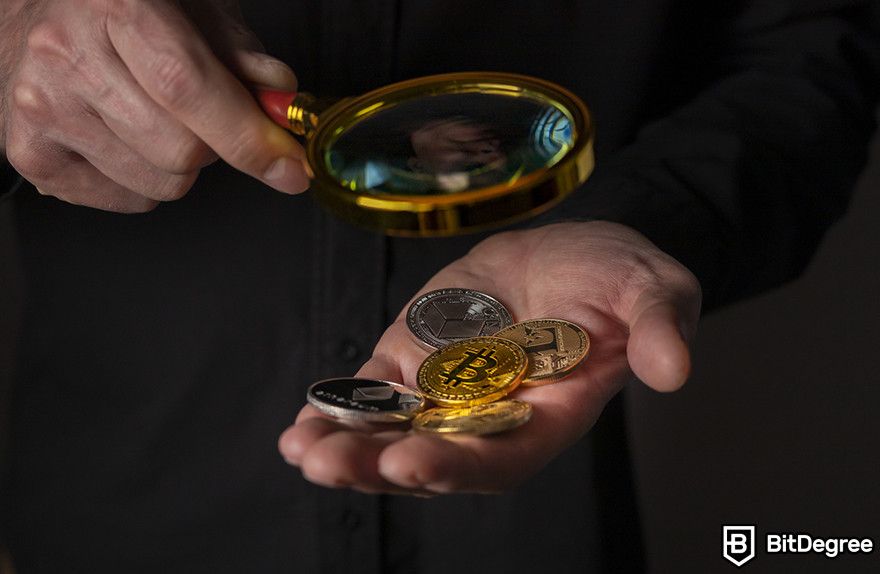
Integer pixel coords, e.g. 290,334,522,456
2,1,878,572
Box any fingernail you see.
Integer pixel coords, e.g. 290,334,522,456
302,159,315,179
264,157,309,194
252,52,298,91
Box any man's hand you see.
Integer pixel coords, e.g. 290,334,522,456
0,0,309,212
278,221,702,495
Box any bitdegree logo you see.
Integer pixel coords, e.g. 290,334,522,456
723,526,755,567
766,533,874,558
723,526,875,567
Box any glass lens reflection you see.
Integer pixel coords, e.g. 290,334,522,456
324,92,573,195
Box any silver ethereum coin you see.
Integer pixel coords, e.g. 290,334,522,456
406,288,514,350
307,378,426,422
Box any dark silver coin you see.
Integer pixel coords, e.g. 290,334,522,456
406,288,514,349
307,378,426,422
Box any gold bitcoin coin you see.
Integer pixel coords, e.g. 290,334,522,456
494,319,589,385
412,400,533,435
417,336,527,407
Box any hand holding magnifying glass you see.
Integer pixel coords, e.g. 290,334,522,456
256,72,595,236
2,0,311,212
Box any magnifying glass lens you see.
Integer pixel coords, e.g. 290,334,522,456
259,72,593,236
324,93,574,196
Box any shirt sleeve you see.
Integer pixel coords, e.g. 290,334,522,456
540,1,880,310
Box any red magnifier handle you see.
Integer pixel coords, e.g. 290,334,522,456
257,89,297,129
256,88,320,136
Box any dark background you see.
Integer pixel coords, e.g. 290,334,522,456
629,123,880,572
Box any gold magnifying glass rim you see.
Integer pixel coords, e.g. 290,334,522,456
307,71,594,237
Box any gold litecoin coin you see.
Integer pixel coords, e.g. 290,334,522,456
412,400,533,435
493,319,590,385
417,336,527,407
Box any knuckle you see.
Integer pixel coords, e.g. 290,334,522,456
150,51,202,112
11,83,55,124
26,21,67,55
153,172,197,202
162,137,212,174
224,126,270,171
5,134,48,181
26,21,81,67
677,267,702,297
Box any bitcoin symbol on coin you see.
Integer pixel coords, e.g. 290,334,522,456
439,348,497,387
418,336,527,406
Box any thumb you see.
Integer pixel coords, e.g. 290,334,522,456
187,1,298,91
625,283,700,393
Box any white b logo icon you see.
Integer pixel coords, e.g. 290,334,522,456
723,526,756,567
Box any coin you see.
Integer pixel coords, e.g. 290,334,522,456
412,400,533,435
307,378,426,422
406,288,514,350
494,319,590,385
417,336,527,407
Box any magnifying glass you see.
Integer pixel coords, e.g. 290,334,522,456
257,72,594,237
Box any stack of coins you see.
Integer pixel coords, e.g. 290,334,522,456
305,287,590,437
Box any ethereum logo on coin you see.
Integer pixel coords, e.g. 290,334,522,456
423,301,487,339
307,378,427,422
407,288,514,350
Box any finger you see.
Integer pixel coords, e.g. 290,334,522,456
357,329,423,387
376,360,629,495
294,403,329,425
78,52,218,177
299,430,404,490
282,406,407,464
13,22,216,183
626,283,700,392
27,152,157,213
5,101,156,212
377,418,543,494
278,415,342,466
280,407,436,496
58,108,200,202
106,2,309,194
378,433,492,493
185,0,298,91
15,78,199,202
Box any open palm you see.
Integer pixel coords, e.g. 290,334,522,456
278,221,701,495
